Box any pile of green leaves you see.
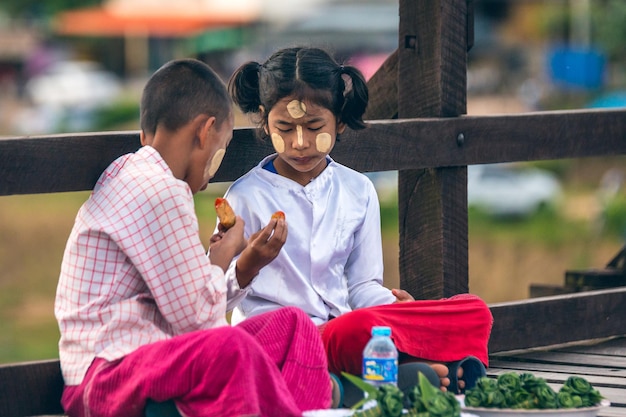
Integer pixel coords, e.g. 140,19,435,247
464,372,604,409
341,372,460,417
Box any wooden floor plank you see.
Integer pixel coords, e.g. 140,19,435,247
494,351,626,368
489,359,626,378
556,337,626,355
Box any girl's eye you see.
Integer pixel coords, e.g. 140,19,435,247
276,127,292,133
308,125,324,131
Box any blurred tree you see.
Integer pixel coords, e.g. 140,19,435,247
0,0,102,20
541,0,626,61
591,0,626,62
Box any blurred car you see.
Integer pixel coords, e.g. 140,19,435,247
468,163,562,217
24,60,122,108
366,164,562,217
16,60,123,134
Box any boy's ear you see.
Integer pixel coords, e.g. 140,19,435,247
197,115,216,149
140,131,147,146
337,121,347,135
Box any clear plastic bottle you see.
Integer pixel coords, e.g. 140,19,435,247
362,326,398,387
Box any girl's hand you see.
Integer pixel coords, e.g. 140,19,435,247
235,216,288,288
392,288,414,303
208,216,246,272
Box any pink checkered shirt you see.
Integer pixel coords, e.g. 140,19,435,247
55,146,228,385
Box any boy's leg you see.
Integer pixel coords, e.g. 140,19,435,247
62,326,304,417
236,306,333,411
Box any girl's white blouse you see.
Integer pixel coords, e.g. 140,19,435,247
222,154,395,325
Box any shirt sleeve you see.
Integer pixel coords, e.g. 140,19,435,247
124,180,228,334
224,259,253,311
345,181,396,309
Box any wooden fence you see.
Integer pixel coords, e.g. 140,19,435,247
1,1,626,416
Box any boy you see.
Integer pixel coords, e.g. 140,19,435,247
55,59,332,417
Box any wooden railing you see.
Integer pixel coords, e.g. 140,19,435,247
3,106,626,354
1,1,626,416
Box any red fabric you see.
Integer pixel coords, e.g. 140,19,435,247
319,294,493,376
61,307,331,417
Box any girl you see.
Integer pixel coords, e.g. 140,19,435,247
220,47,493,402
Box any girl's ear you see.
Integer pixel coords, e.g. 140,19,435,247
140,130,147,146
337,121,347,135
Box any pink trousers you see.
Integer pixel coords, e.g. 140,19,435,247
61,307,331,417
319,294,493,376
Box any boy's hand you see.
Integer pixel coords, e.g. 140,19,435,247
235,216,287,288
208,216,246,272
392,288,415,303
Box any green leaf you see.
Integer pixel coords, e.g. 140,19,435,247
341,372,380,410
418,371,439,403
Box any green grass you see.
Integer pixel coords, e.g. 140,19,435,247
0,184,623,364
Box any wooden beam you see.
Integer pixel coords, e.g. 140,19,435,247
2,108,626,196
397,0,470,299
338,109,626,172
488,287,626,353
0,359,64,416
0,132,141,196
364,48,399,121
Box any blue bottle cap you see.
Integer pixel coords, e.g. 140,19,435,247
371,326,391,336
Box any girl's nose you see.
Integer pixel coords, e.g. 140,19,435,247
292,125,308,150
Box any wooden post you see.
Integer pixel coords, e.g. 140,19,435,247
397,0,470,299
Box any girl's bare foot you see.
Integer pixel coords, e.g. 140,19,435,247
423,362,463,392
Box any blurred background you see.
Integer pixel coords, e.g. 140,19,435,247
1,0,625,363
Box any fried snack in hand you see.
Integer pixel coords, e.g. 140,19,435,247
271,211,285,221
215,198,236,229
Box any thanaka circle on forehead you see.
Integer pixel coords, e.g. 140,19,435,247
207,148,226,177
271,133,285,153
287,100,306,118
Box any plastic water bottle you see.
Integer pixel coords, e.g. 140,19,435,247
362,326,398,387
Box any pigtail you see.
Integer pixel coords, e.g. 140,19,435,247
228,61,263,114
338,65,368,130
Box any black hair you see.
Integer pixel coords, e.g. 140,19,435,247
141,58,232,136
228,47,368,135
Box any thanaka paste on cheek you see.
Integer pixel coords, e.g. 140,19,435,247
271,133,285,153
296,125,304,147
287,100,306,118
316,132,332,153
207,148,225,177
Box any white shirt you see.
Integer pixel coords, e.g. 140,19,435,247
55,146,228,385
224,154,395,325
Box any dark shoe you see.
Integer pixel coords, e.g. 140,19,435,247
340,362,440,408
397,362,441,394
447,355,487,394
330,373,344,408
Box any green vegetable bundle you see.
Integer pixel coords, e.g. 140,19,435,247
341,372,460,417
464,372,604,410
404,373,461,417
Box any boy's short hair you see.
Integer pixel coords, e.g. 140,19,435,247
140,59,232,135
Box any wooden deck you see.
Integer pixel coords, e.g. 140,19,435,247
487,336,626,417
